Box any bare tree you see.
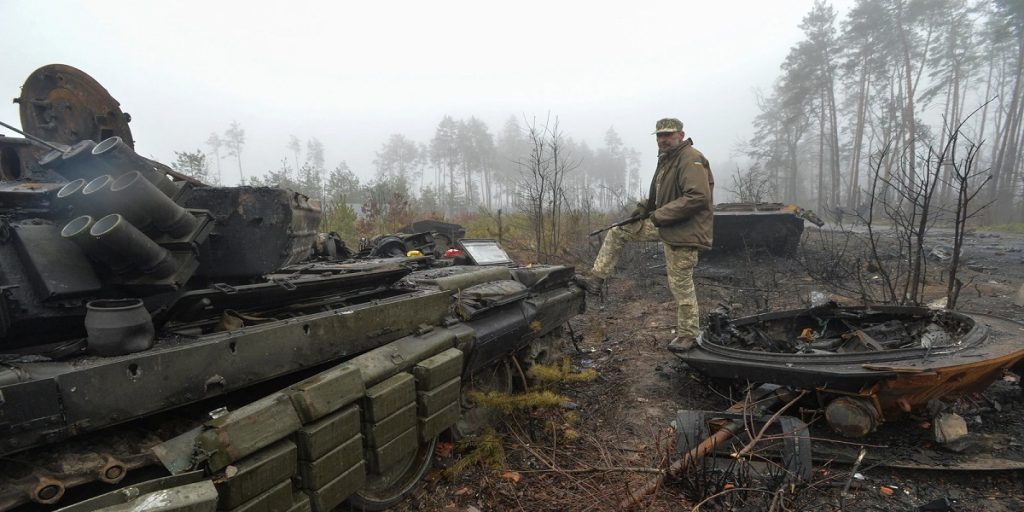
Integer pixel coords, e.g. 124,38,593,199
516,115,552,262
857,139,943,306
223,121,246,183
546,118,580,252
945,134,993,308
288,135,302,179
511,114,580,262
206,132,224,184
806,118,990,308
727,163,777,203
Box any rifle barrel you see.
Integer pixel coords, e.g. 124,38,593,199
588,215,643,237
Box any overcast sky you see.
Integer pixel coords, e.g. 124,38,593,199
2,0,851,190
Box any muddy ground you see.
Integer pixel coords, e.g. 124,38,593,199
396,226,1024,512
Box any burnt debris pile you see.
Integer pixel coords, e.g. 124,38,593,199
704,304,972,355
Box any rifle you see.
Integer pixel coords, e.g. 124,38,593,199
588,214,646,237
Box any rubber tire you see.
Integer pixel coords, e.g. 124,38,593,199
346,436,438,511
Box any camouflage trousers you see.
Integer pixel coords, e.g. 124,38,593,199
591,218,700,338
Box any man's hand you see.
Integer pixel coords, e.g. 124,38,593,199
630,202,649,220
649,210,662,227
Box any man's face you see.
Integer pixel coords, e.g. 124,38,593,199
657,131,685,152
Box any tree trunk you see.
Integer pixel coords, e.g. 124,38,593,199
483,165,492,210
896,0,917,192
787,134,800,203
214,149,223,184
847,56,870,207
827,71,842,209
818,92,826,211
993,38,1024,221
448,160,457,214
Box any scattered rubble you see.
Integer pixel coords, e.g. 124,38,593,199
934,413,969,444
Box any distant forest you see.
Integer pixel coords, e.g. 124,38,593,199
172,115,644,242
743,0,1024,223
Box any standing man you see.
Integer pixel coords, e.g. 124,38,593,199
580,118,714,353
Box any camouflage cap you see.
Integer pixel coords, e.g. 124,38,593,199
652,118,684,134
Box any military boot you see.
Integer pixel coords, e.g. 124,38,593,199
667,336,696,353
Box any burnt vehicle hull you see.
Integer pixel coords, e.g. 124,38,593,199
712,202,823,255
678,306,1024,427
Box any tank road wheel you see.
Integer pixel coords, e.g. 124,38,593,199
347,436,439,511
520,329,566,374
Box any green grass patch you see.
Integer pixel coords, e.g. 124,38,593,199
528,358,598,384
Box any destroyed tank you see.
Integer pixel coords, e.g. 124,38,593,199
0,65,585,511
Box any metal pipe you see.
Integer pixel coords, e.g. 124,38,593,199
60,215,132,273
56,178,86,198
111,171,196,238
56,140,112,181
80,174,152,228
80,175,117,220
92,137,178,197
90,214,176,278
60,140,96,165
55,178,87,215
79,174,139,223
38,149,65,169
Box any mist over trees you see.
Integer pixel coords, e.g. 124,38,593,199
172,0,1024,258
744,0,1024,223
185,113,643,254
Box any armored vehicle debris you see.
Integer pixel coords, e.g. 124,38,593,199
712,202,823,255
397,220,465,251
0,65,585,511
677,304,1024,438
354,221,467,259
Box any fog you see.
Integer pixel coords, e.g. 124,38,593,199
2,0,847,191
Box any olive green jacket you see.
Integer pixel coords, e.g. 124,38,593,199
645,139,714,250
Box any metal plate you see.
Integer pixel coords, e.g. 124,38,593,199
18,64,133,147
